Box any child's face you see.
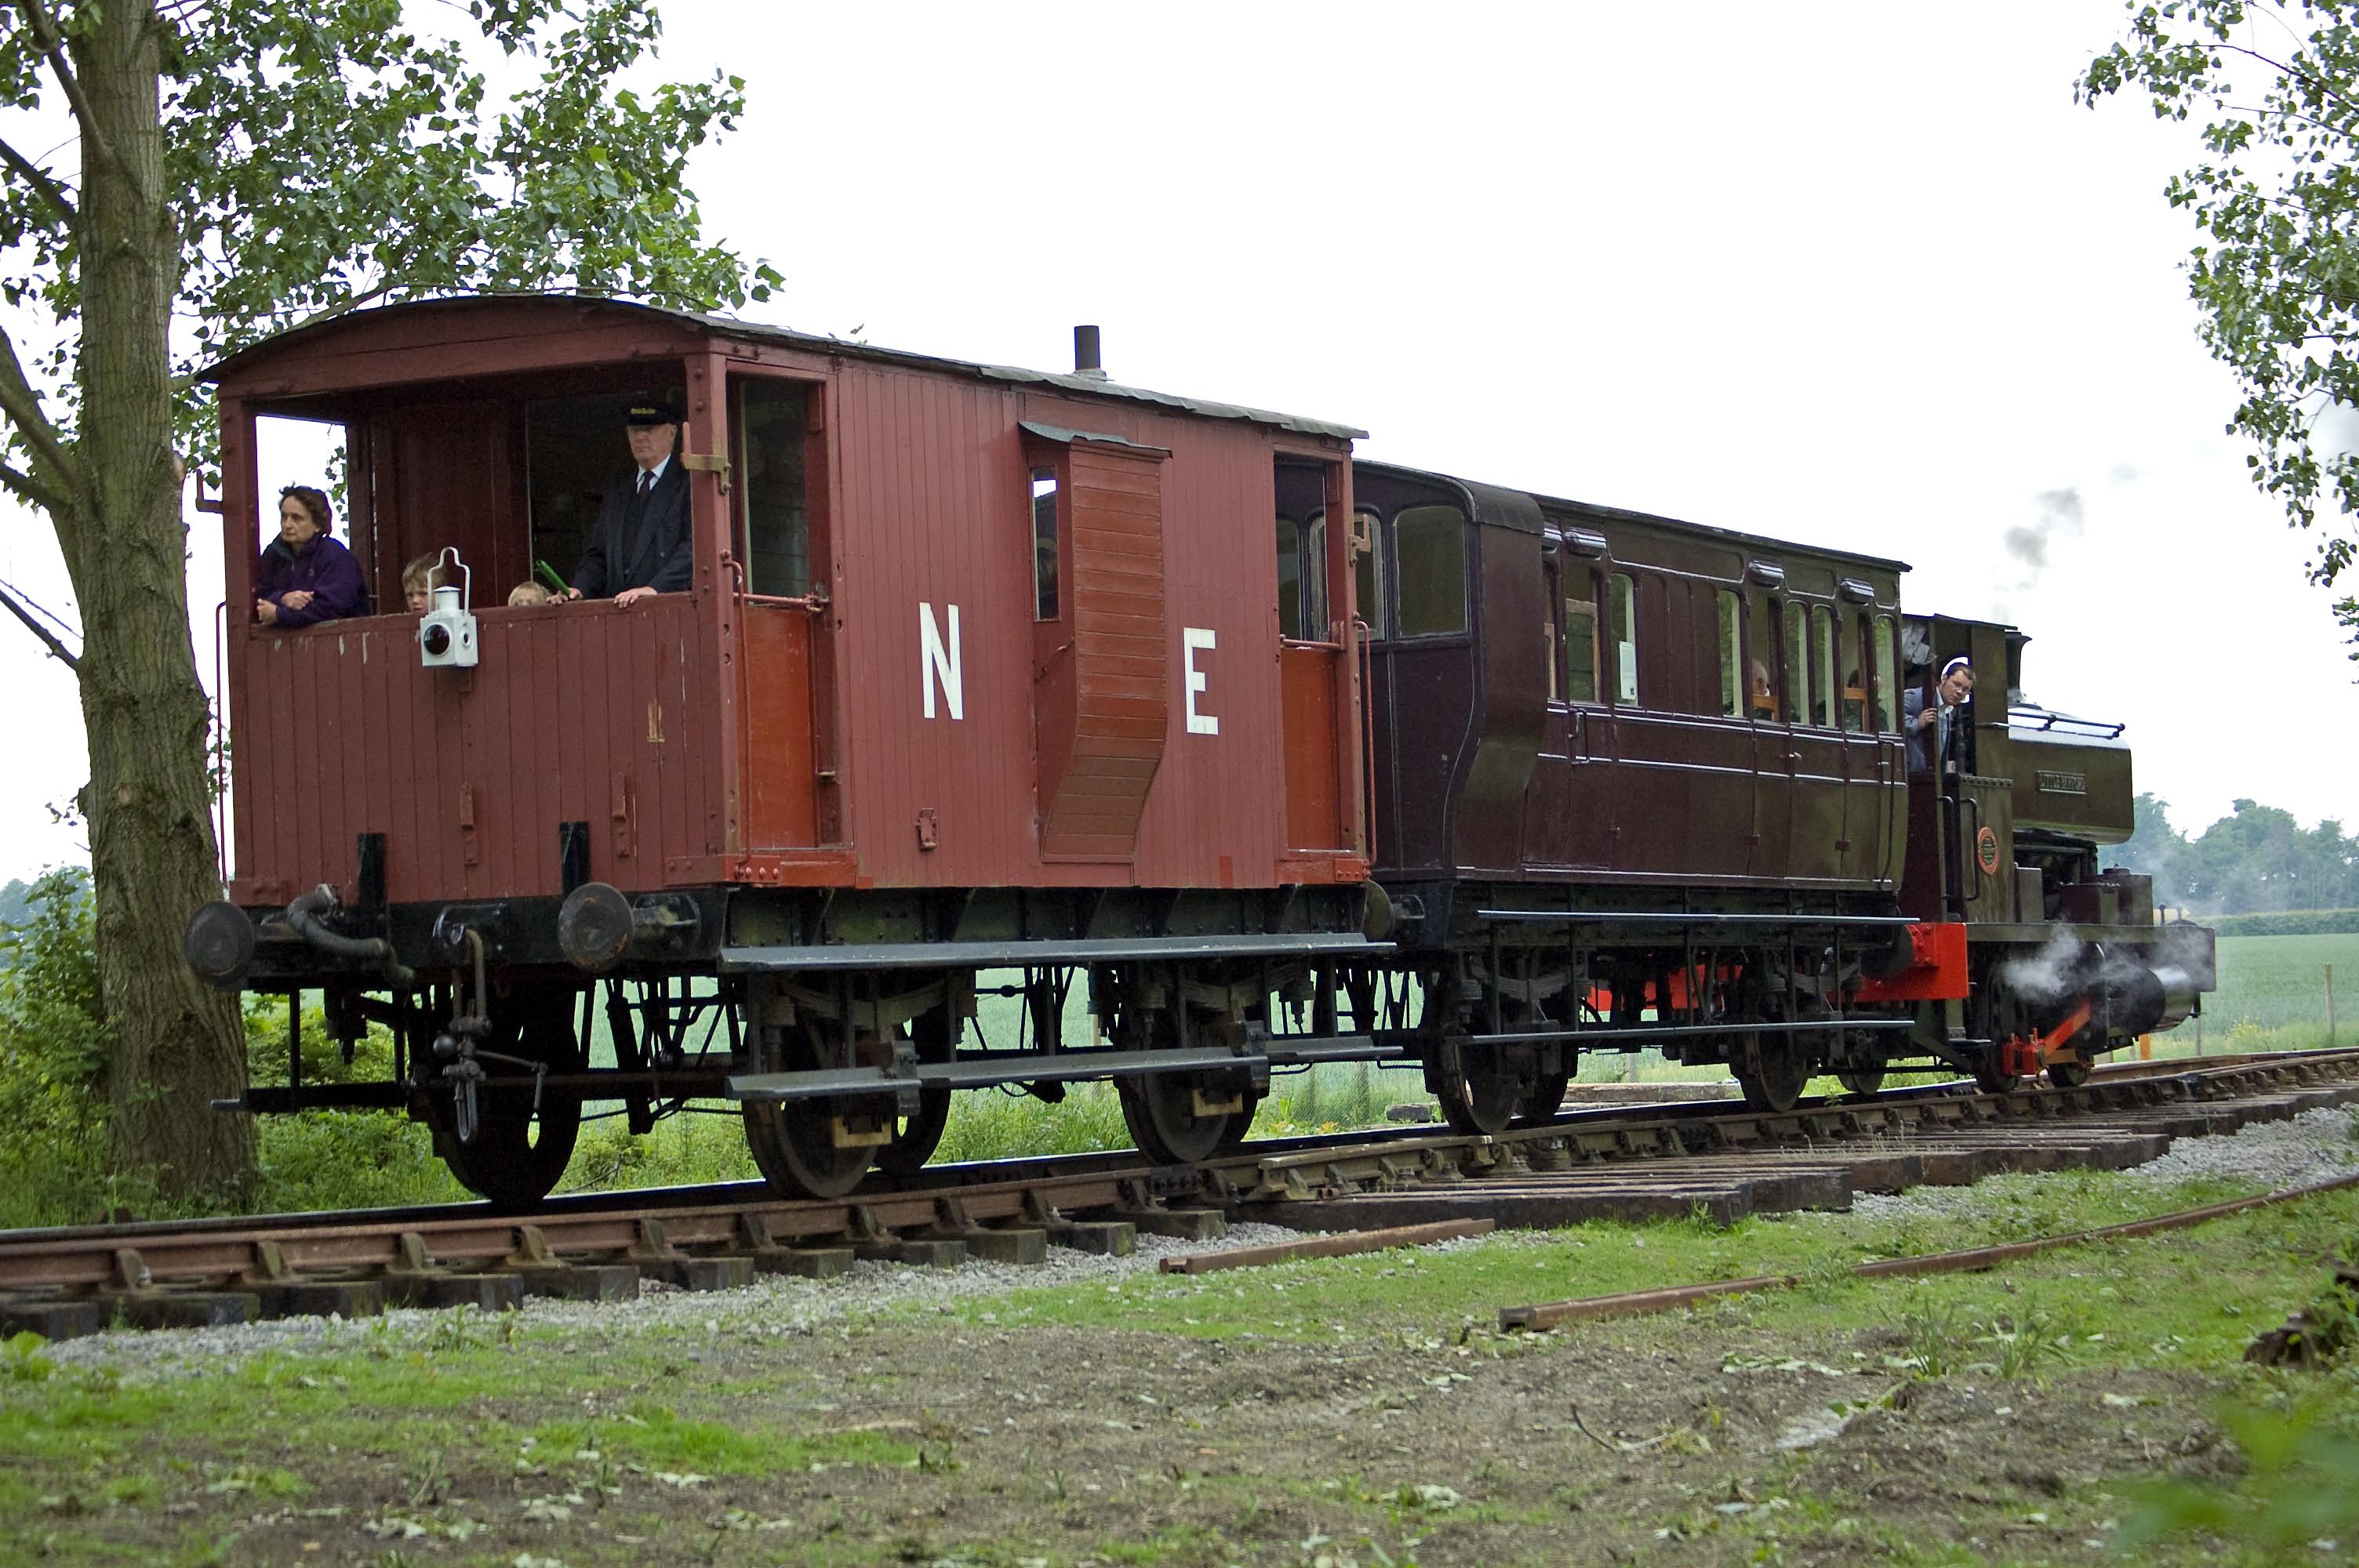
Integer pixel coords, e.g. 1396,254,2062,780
405,586,430,614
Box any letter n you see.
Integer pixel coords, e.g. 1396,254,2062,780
920,601,963,720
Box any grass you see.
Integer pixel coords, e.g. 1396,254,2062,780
9,1162,2359,1565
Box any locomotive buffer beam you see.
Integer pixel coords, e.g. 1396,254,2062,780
722,933,1390,973
729,1035,1393,1102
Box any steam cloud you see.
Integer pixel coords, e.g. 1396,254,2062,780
2005,488,2085,581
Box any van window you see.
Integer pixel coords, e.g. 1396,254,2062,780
1393,505,1467,637
1609,572,1637,704
732,378,812,597
1565,584,1599,704
1030,467,1060,620
1302,514,1328,636
1716,589,1742,717
1810,604,1836,728
1873,615,1899,731
1274,517,1301,639
1781,599,1808,725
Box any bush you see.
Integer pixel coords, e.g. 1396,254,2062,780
2208,908,2359,938
0,869,113,1227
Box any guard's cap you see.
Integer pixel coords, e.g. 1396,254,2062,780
623,397,682,427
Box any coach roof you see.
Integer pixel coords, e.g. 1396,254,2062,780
201,292,1368,443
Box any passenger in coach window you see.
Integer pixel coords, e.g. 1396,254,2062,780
561,397,691,607
254,485,366,627
1903,656,1974,774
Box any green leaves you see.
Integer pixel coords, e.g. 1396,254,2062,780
2081,0,2359,653
0,0,775,477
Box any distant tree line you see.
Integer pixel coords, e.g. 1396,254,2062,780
2104,797,2359,916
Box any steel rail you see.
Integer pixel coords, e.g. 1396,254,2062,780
1,1047,2351,1327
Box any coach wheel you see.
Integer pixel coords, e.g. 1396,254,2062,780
1434,1052,1525,1138
428,983,585,1210
1836,1069,1886,1098
742,1021,891,1200
2045,1057,2092,1091
1734,1036,1809,1114
1512,1068,1572,1128
1120,1069,1248,1164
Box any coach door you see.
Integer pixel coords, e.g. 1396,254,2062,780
1274,457,1365,862
730,372,840,849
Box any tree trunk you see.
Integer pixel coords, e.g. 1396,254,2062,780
60,3,255,1202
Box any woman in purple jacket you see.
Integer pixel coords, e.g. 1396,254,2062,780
254,485,366,627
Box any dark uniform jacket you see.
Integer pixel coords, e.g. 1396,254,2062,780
255,535,368,627
572,461,692,599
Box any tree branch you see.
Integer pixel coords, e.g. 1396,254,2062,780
0,578,80,673
9,0,122,180
0,318,89,517
0,454,70,517
0,134,75,223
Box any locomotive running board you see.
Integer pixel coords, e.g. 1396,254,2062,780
728,1035,1395,1102
1456,1018,1921,1047
721,933,1390,971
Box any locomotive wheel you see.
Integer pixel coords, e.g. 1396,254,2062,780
428,983,585,1210
1119,1071,1245,1164
1733,1037,1809,1114
1511,1068,1573,1127
1434,1054,1525,1137
2045,1057,2092,1091
1835,1069,1886,1098
1972,1059,2024,1095
742,1022,890,1199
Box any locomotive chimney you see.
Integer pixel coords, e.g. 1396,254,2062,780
1073,325,1107,380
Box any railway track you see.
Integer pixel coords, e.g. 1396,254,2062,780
5,1048,2354,1341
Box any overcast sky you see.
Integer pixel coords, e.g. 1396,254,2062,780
0,0,2347,881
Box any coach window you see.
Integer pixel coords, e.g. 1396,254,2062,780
1715,589,1743,717
1608,572,1638,704
732,378,812,597
1843,614,1870,730
1565,579,1600,703
1873,614,1900,731
1274,517,1303,637
1780,599,1808,724
1394,504,1468,637
1810,604,1837,728
1031,467,1060,620
1747,593,1778,719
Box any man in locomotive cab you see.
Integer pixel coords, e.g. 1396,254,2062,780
1903,656,1974,775
559,397,692,607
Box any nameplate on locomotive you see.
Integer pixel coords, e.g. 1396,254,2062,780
2035,769,2087,796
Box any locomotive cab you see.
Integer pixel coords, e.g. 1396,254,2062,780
1892,613,2209,1087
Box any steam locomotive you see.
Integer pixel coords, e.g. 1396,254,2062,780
180,296,2211,1205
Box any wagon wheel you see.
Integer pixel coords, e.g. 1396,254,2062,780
427,982,585,1210
1835,1068,1887,1099
1213,1086,1265,1152
1120,1069,1250,1164
874,1011,956,1180
2044,1057,2092,1091
1733,1036,1809,1114
1511,1067,1572,1127
742,1019,892,1200
1433,1047,1526,1137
